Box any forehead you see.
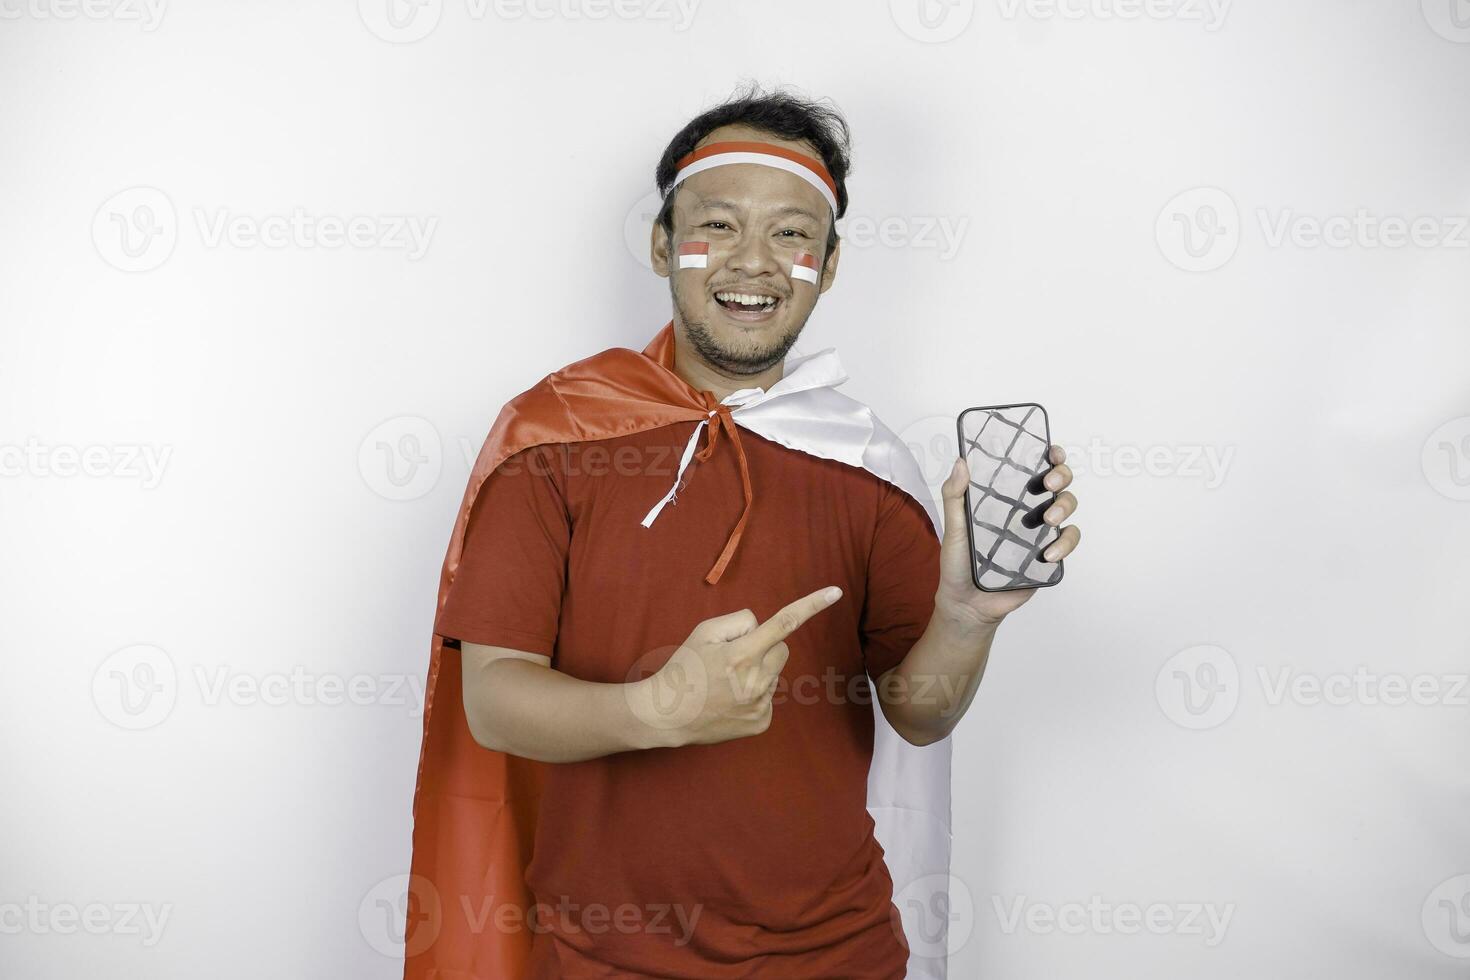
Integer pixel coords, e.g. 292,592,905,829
675,124,830,219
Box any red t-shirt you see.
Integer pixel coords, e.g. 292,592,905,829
435,418,940,979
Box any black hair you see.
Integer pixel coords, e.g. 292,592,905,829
653,82,852,257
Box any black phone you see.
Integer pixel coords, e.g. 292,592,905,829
955,403,1064,592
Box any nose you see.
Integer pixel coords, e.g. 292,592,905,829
725,227,780,280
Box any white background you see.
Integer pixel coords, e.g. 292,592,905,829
3,1,1468,977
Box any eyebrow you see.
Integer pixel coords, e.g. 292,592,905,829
693,198,821,223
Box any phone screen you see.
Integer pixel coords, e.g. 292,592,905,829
956,403,1064,592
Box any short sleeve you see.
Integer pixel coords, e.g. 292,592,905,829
433,444,571,656
860,483,940,680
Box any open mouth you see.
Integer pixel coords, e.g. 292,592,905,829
714,290,782,322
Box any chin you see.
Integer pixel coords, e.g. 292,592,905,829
699,312,802,372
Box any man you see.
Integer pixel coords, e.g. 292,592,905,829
405,87,1081,979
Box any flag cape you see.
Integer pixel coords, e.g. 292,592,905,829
405,321,952,979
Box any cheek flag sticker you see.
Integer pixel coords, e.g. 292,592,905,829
677,241,709,269
791,250,820,285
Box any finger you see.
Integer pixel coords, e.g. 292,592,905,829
759,640,790,678
744,586,843,653
1042,463,1072,493
697,608,759,643
761,671,781,699
940,456,971,549
1042,491,1077,527
1049,444,1067,466
1042,525,1080,563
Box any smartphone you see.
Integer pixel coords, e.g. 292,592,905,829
955,403,1064,592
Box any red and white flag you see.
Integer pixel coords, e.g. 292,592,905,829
677,241,709,269
791,251,820,284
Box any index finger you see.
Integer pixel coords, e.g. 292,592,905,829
743,586,843,653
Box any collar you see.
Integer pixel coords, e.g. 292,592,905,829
640,318,850,411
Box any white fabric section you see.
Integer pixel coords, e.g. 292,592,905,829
673,151,840,215
641,343,953,978
639,413,713,527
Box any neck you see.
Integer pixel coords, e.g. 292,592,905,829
671,331,787,402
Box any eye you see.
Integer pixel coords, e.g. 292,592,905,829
778,229,810,239
702,221,731,230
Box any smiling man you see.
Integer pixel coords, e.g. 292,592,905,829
404,86,1081,980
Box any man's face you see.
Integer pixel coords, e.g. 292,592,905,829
652,124,840,377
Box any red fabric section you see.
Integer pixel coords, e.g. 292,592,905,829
405,322,937,979
673,139,839,199
436,426,937,978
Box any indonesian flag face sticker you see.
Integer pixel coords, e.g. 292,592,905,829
791,250,820,285
677,241,709,270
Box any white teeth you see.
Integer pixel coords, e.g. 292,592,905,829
715,291,777,307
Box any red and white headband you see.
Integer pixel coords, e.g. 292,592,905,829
671,140,839,216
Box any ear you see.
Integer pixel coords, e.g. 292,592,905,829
650,218,672,278
818,235,840,294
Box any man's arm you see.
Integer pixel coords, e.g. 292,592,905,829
873,617,997,746
875,445,1082,745
460,642,670,762
443,445,665,762
458,586,841,763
